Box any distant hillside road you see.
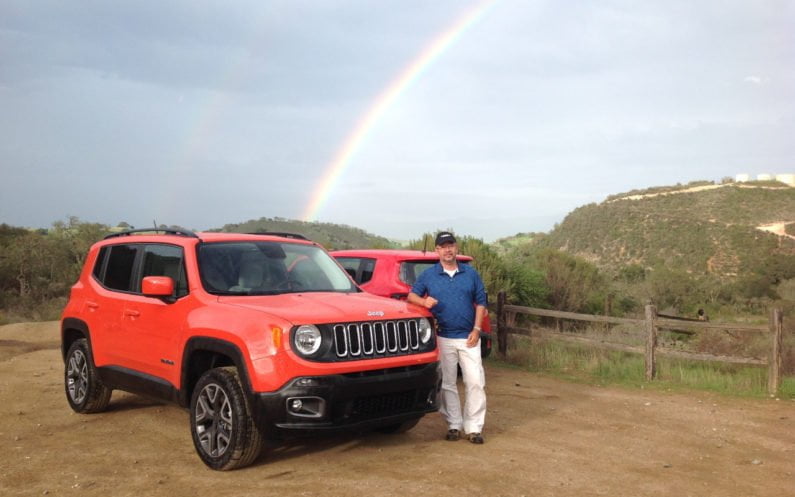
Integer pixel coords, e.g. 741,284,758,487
757,222,795,240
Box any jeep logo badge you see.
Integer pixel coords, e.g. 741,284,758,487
367,311,385,317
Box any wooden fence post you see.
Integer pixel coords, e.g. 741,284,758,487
644,304,658,381
497,291,507,358
768,308,783,396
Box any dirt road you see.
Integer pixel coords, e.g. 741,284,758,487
1,322,792,497
757,222,795,241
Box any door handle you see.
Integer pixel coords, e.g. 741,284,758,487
86,301,99,309
124,309,141,318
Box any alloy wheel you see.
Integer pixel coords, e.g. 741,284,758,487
66,349,88,405
194,383,233,458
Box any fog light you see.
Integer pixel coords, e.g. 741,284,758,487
286,396,325,418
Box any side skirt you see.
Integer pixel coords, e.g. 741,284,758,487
97,366,180,405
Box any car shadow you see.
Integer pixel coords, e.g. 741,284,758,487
253,428,421,467
103,394,169,413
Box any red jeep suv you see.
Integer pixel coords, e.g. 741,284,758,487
61,229,440,470
330,249,492,358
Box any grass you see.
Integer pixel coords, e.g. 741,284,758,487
0,297,65,325
502,336,795,399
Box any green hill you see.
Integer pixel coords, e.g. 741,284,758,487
213,217,395,250
539,183,795,279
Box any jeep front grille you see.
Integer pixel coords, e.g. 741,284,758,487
332,320,421,360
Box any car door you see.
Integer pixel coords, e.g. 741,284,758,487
89,243,139,367
119,243,188,386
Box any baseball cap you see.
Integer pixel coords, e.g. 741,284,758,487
434,231,456,246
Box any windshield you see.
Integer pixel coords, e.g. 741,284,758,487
198,241,356,295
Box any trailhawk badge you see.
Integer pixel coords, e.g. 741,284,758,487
367,311,385,317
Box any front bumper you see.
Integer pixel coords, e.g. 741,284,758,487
254,361,440,435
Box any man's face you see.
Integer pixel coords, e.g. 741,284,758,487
435,242,458,264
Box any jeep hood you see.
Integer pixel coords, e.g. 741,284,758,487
218,292,427,325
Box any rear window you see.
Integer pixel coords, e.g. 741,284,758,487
92,246,108,280
399,261,435,286
104,245,137,291
335,257,375,285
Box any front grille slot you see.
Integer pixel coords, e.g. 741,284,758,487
347,324,361,356
386,322,397,352
361,323,374,355
374,322,386,353
332,319,424,360
333,326,347,356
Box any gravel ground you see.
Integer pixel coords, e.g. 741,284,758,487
1,321,793,497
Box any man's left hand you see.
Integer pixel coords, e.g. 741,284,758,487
466,329,480,348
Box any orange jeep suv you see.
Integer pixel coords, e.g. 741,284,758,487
61,228,439,470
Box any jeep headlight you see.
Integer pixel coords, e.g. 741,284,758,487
294,324,322,355
418,318,433,344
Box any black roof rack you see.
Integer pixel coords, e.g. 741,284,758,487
245,231,308,240
104,227,199,240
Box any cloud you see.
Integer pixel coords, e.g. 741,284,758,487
1,1,793,240
743,76,767,85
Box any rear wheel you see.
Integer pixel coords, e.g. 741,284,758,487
480,335,492,359
64,338,112,413
190,367,262,470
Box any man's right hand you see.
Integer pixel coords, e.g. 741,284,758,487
422,296,438,309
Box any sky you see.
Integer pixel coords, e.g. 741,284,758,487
1,0,793,241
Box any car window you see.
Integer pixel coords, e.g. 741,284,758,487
399,261,435,286
92,246,109,281
335,257,375,285
140,244,188,298
103,244,138,291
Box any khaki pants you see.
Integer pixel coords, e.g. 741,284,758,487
437,336,486,434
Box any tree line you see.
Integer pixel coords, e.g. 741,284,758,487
1,219,793,324
0,218,109,321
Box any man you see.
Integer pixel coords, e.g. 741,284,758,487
407,231,488,444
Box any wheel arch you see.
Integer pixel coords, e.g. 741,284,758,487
180,337,254,408
61,318,91,362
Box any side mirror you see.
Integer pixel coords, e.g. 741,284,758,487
142,276,175,298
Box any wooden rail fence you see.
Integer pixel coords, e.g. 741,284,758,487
495,291,785,395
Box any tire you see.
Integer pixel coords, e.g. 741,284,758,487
376,417,421,434
190,367,263,470
64,338,112,413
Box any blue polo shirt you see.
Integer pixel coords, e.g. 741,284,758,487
410,262,488,339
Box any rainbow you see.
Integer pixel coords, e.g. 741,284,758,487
301,0,498,221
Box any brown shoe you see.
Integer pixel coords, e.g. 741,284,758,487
445,429,460,441
467,432,484,444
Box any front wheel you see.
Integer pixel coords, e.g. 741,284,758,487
190,367,262,470
64,338,112,413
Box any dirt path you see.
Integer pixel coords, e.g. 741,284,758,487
613,183,728,201
1,322,793,497
610,182,791,203
757,222,795,241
